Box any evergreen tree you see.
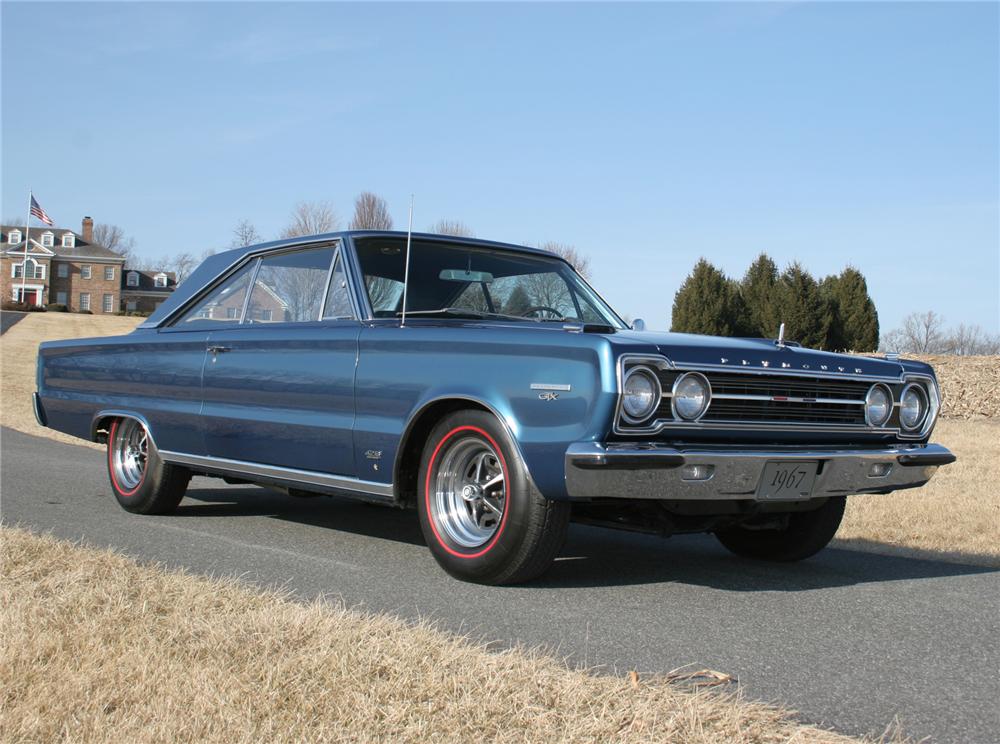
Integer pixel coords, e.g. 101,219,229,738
739,253,780,338
670,259,742,336
822,267,879,351
775,263,832,349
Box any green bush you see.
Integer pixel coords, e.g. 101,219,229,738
45,303,69,312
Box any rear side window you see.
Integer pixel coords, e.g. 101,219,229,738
246,247,335,324
174,262,255,328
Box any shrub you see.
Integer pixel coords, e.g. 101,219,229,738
74,309,93,315
45,303,69,312
2,301,45,312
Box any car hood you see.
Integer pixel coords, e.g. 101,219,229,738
607,329,907,380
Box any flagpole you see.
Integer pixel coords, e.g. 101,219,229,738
21,189,31,304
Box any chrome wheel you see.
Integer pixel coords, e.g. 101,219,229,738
111,419,148,491
432,436,506,548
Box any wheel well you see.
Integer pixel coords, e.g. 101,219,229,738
93,415,117,444
395,399,490,505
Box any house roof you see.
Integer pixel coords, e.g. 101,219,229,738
1,224,125,261
124,269,178,293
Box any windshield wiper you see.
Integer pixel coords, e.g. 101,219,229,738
399,307,541,322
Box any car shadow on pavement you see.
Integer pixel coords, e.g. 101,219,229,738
536,524,998,591
178,485,427,547
179,484,996,592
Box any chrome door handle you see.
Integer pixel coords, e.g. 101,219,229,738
207,345,231,356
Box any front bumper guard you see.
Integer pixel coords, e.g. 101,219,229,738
564,442,955,501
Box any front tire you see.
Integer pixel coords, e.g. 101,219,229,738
107,418,190,515
417,410,569,585
714,496,846,562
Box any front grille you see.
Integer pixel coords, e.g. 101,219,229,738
645,368,879,428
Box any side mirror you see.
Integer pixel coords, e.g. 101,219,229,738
631,318,646,331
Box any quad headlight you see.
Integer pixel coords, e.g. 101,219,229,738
621,366,660,423
865,384,892,427
672,372,711,421
900,383,929,431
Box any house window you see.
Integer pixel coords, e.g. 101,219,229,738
8,230,21,244
62,233,75,248
126,299,137,312
80,293,91,311
104,266,115,281
41,232,54,248
56,291,67,305
127,271,139,287
103,293,114,313
260,309,273,321
12,259,44,280
154,273,168,288
81,265,92,279
57,263,68,278
226,307,238,319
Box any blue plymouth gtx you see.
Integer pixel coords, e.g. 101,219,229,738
34,231,956,584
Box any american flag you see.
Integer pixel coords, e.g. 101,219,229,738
30,194,53,226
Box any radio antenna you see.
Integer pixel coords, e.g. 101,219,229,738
401,194,414,327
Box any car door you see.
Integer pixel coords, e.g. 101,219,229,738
198,242,361,476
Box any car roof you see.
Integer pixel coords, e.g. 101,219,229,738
138,231,568,329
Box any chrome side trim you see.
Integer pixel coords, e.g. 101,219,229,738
158,450,394,498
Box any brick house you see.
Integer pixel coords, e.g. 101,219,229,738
2,217,125,314
122,269,178,314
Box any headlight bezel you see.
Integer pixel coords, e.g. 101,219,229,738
620,365,661,424
671,371,712,422
864,383,893,428
899,382,930,432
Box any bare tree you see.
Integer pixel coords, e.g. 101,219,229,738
170,252,199,283
429,219,475,237
280,201,339,239
350,192,393,230
93,223,140,267
231,219,262,248
881,311,948,353
946,323,1000,355
538,241,592,280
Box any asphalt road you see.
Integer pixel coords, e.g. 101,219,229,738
3,426,997,743
0,310,27,334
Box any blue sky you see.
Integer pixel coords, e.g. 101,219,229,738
3,2,998,334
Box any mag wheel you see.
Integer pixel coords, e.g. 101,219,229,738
714,496,846,562
107,418,190,515
418,410,569,585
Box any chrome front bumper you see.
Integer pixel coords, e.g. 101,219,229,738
564,442,956,501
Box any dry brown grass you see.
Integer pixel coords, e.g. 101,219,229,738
0,313,141,448
0,527,889,744
836,418,1000,566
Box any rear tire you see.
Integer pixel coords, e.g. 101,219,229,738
714,497,846,562
107,418,190,515
417,410,569,585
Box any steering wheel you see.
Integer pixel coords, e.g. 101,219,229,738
521,305,565,320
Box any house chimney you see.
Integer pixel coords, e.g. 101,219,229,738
82,216,94,243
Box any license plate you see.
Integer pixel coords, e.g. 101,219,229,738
757,461,818,499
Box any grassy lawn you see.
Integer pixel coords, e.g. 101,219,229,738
1,527,884,744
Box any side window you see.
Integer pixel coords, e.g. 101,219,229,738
246,246,335,324
322,253,355,320
175,261,255,327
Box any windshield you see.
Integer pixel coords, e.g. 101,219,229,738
354,237,625,327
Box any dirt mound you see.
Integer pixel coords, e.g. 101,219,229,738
906,355,999,419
